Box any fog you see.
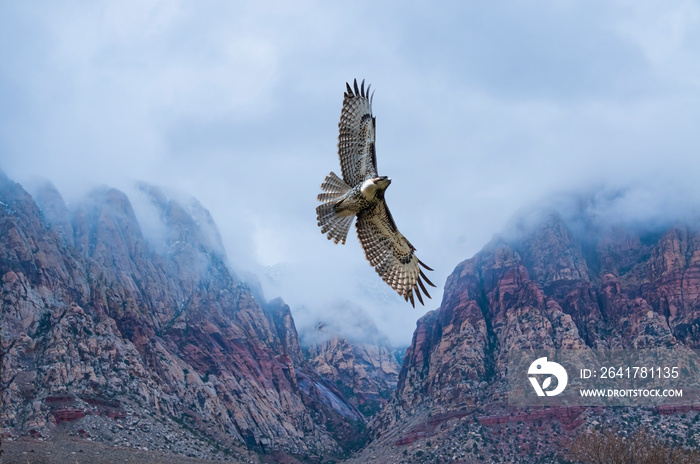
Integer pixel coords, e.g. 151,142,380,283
2,1,700,346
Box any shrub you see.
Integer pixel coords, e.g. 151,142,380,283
568,428,700,464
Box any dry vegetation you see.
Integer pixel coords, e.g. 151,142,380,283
568,428,700,464
1,436,252,464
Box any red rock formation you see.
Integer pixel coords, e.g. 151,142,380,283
299,304,402,420
53,409,86,423
0,173,362,460
306,334,400,418
365,212,700,461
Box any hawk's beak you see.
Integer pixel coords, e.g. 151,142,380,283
376,176,391,188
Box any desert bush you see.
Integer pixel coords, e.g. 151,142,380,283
568,428,700,464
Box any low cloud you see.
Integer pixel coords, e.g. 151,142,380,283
3,1,700,345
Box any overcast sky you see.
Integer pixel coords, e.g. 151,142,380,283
2,1,700,345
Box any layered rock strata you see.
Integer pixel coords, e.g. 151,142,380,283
0,173,363,460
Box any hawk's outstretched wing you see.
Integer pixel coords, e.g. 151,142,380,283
338,79,377,186
356,200,436,307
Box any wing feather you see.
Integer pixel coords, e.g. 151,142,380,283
356,201,435,307
338,78,377,186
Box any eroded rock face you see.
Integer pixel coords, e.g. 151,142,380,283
298,303,403,420
306,334,400,418
0,174,361,460
371,212,700,442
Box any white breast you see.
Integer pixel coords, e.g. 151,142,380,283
360,179,377,199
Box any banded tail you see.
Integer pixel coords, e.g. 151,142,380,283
316,172,354,245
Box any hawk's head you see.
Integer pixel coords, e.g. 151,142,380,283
373,176,391,190
361,176,391,200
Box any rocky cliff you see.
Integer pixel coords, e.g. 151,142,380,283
299,304,402,419
0,172,364,462
5,171,700,463
355,211,700,463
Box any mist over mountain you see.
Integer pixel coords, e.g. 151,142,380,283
504,184,700,243
4,2,700,463
295,301,404,419
8,1,700,349
348,200,700,463
3,166,700,463
0,171,372,461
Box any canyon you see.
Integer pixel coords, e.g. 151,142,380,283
3,172,699,463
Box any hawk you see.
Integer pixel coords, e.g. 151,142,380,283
316,79,435,307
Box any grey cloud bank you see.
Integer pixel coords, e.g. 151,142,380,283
2,0,700,345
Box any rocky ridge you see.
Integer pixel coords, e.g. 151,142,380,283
5,170,700,463
299,308,402,419
0,172,365,462
355,211,700,463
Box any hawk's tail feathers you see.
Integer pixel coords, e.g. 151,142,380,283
318,171,350,195
317,172,353,245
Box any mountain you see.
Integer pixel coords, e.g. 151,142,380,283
349,210,700,463
4,171,699,463
297,303,402,418
0,173,365,462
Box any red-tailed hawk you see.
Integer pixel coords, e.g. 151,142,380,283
316,79,435,307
